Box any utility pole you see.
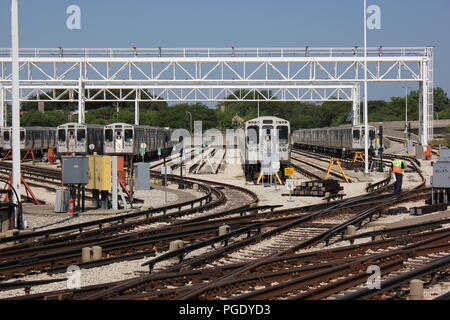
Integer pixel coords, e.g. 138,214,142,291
11,0,21,206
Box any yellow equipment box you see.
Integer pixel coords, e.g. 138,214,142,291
95,156,112,191
86,155,112,191
86,155,96,189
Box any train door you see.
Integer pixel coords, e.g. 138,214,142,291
3,129,10,149
149,129,156,151
76,127,86,153
114,127,124,153
124,127,134,154
57,127,67,153
21,129,26,149
261,125,274,156
277,125,289,161
104,127,114,154
352,127,361,148
68,127,76,152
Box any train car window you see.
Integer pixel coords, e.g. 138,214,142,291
105,129,113,142
247,126,259,144
77,129,86,142
125,129,133,142
369,129,376,140
353,130,360,140
3,131,9,141
277,126,289,143
20,131,25,141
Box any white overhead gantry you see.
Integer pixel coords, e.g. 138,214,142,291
0,46,434,165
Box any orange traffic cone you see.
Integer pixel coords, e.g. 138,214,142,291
68,199,75,214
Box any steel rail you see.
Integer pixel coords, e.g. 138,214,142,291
12,226,450,300
338,252,450,300
173,156,426,299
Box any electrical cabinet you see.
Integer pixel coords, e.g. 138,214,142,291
62,157,89,185
95,156,112,191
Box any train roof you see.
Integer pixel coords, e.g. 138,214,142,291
57,123,104,129
1,126,55,130
293,125,376,132
245,116,290,124
104,123,171,131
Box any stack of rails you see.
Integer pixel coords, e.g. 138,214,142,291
292,179,343,197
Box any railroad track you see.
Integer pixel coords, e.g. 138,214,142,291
290,150,353,182
61,175,427,299
2,151,434,300
15,222,447,301
0,163,259,281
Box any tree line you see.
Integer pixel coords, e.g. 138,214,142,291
4,87,449,131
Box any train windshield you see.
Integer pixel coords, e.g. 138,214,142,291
3,131,9,141
124,129,133,142
369,129,376,140
105,129,113,142
77,129,86,142
57,129,66,142
277,126,289,144
247,126,259,144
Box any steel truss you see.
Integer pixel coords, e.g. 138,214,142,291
0,46,433,143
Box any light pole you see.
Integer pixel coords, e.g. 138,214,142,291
185,111,192,134
363,0,369,174
403,86,410,132
11,0,21,208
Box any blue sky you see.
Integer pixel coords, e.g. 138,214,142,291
0,0,449,102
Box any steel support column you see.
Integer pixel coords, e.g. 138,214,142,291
352,84,361,126
78,62,85,123
0,84,4,126
421,62,429,146
11,0,21,206
112,156,118,210
135,89,140,125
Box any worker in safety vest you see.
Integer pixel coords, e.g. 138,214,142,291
392,155,405,194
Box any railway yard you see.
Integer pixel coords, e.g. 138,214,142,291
0,1,448,309
0,135,449,302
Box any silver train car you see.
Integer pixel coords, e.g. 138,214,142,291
103,123,172,157
1,126,56,151
57,123,104,155
292,125,377,156
239,116,290,182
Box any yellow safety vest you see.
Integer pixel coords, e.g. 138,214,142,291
392,159,404,174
